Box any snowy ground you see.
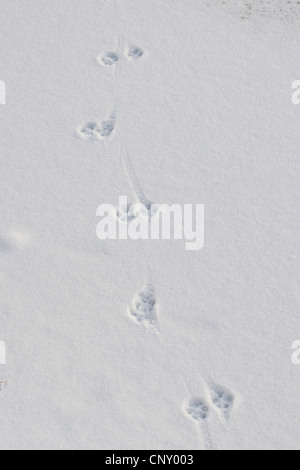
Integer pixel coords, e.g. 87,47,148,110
0,0,299,450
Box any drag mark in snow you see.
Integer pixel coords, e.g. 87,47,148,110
128,284,158,327
210,383,234,421
122,147,155,213
185,398,214,450
116,147,157,223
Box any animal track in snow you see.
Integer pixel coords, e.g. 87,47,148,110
127,45,144,61
77,116,115,141
186,398,209,421
129,284,158,326
99,116,116,137
100,52,120,66
116,201,141,223
115,147,158,224
77,122,102,141
119,148,157,222
185,397,214,450
210,384,234,420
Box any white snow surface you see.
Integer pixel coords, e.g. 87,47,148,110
0,0,299,450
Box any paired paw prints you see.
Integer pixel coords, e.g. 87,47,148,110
185,384,235,423
99,45,145,66
77,115,116,141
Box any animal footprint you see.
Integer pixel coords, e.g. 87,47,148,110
77,116,115,141
185,397,214,450
99,116,115,137
210,384,234,420
186,398,209,421
127,45,144,61
77,122,102,141
100,52,119,66
129,284,158,326
116,201,140,223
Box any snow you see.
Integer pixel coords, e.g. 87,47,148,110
0,0,299,450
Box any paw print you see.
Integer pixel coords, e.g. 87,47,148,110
99,116,115,137
129,285,157,326
186,399,210,421
127,45,144,60
77,122,103,141
100,52,120,66
211,386,234,418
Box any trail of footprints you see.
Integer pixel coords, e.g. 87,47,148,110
128,280,236,449
185,384,235,450
78,38,238,450
77,43,144,141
